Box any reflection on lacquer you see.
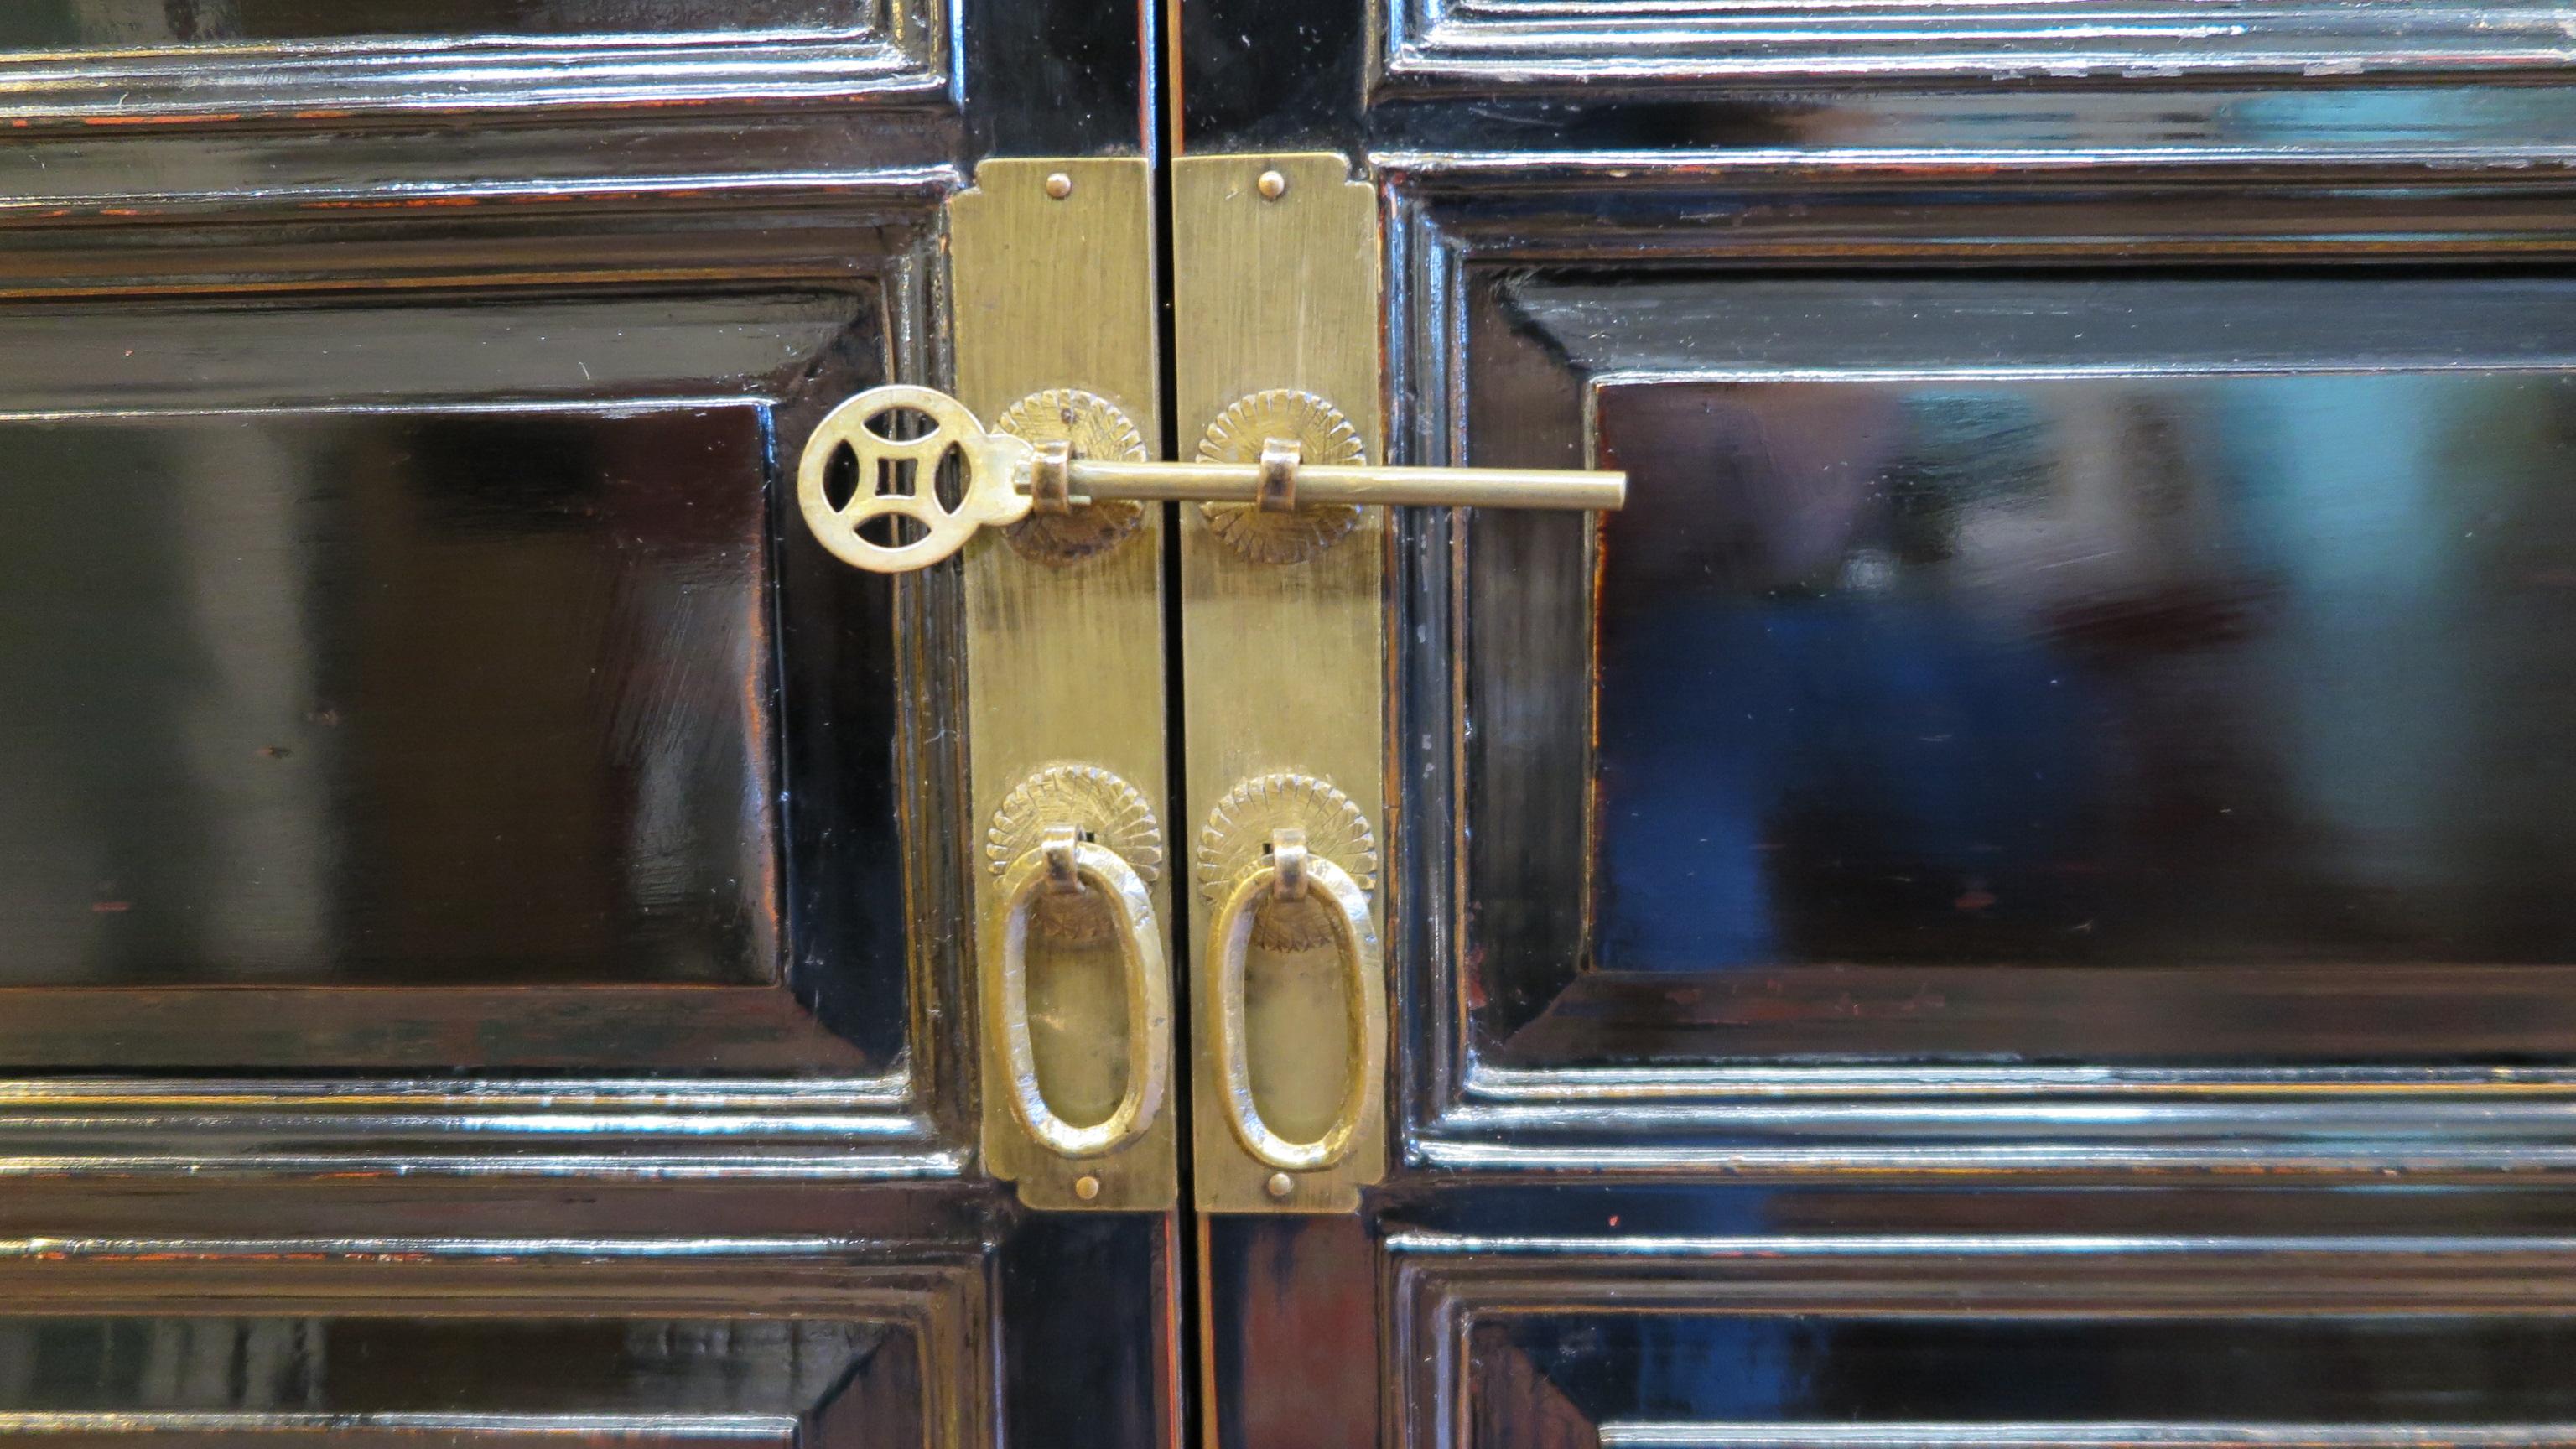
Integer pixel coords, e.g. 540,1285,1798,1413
1571,372,2576,1062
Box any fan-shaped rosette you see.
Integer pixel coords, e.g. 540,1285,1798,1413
995,389,1150,565
989,764,1165,946
1197,390,1366,564
1196,772,1377,953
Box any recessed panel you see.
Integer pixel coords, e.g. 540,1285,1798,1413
0,1249,978,1448
1393,1237,2576,1449
1380,0,2572,90
0,288,912,1073
1460,273,2576,1068
2,410,776,990
1472,1314,2576,1447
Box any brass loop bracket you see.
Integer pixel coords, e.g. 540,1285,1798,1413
1255,438,1301,513
989,763,1164,947
1040,823,1083,893
1029,439,1078,516
793,383,1624,574
1269,827,1310,901
1196,772,1376,953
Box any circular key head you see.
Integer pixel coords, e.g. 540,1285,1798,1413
797,385,1031,573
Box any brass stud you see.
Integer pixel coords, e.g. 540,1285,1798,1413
1074,1174,1102,1201
1265,1171,1294,1198
1255,169,1288,201
1044,171,1076,200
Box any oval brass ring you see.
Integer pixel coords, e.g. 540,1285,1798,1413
1207,853,1384,1173
985,834,1171,1159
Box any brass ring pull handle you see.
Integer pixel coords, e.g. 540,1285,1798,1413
985,824,1173,1159
796,384,1625,574
1207,828,1386,1174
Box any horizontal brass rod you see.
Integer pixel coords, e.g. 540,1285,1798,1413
1050,460,1626,512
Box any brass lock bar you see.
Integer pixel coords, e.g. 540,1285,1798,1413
795,383,1625,574
1022,437,1625,512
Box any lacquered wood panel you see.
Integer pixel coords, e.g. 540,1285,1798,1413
0,1241,983,1448
0,256,942,1076
0,174,983,1176
1368,138,2576,1172
1378,1,2576,95
0,0,945,122
1520,288,2576,1066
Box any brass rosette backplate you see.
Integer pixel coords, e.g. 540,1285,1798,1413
1195,771,1378,953
989,764,1166,945
995,388,1150,564
1197,389,1366,564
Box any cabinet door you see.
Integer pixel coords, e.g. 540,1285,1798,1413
0,6,1176,1448
1172,6,2576,1449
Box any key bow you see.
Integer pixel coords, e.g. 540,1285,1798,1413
796,385,1037,574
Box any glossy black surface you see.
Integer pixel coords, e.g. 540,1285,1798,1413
0,1,866,45
1180,0,2576,155
0,282,925,1073
1202,6,2576,1449
0,1194,1180,1449
0,2,1174,1449
1489,1317,2576,1424
2,409,777,991
0,1315,900,1414
1594,361,2576,1046
1444,271,2576,1067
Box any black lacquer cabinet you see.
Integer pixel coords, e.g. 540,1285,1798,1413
7,3,2576,1447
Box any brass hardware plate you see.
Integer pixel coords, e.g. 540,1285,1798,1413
951,157,1174,1212
1176,153,1389,1213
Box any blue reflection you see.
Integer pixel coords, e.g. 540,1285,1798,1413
1598,593,2095,969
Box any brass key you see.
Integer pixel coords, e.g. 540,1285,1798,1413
797,384,1626,574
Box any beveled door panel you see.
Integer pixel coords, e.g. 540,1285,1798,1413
1393,1232,2576,1449
1374,1,2576,92
0,290,906,1059
0,195,966,1171
0,0,944,121
0,1236,984,1446
1204,1185,2576,1449
1394,183,2576,1175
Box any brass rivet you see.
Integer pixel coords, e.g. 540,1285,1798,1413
1044,172,1076,200
1074,1175,1102,1201
1255,169,1289,201
1265,1171,1294,1198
